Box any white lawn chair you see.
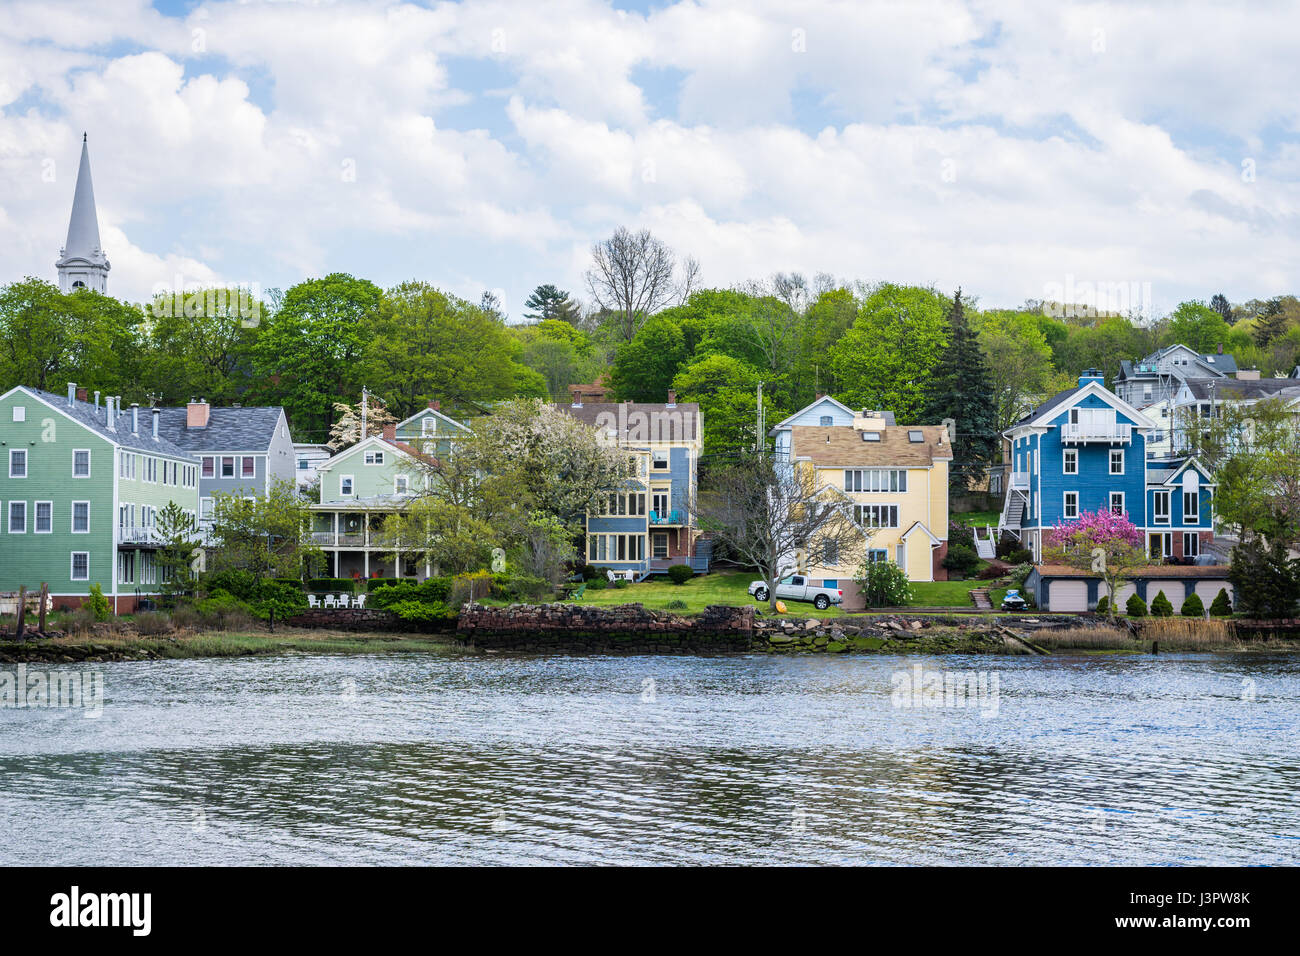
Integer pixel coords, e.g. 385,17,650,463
323,594,337,609
355,593,366,609
307,594,320,609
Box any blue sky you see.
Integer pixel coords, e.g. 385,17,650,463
1,0,1297,319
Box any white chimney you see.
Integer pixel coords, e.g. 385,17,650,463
151,407,160,440
67,382,76,406
106,396,115,432
131,402,139,435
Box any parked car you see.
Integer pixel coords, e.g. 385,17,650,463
1001,589,1028,611
749,574,843,611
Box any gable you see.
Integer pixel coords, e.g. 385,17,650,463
1026,382,1157,431
771,395,857,433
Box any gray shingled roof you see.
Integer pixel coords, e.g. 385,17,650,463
1007,386,1081,431
556,401,700,441
25,388,194,458
1120,346,1238,379
1182,377,1300,401
155,405,284,452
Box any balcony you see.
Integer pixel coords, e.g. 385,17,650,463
118,528,163,547
1061,422,1132,444
649,509,685,526
1010,472,1029,490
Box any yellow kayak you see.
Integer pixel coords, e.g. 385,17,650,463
775,600,788,614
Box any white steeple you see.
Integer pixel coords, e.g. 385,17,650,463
55,133,110,293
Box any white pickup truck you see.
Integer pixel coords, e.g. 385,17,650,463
748,574,843,611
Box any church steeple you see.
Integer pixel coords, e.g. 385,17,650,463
55,133,110,293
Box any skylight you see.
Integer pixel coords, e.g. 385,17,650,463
908,430,924,443
861,432,881,442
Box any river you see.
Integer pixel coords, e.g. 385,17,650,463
1,650,1297,865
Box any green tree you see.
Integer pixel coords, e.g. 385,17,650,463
672,354,764,456
924,290,997,492
374,497,495,577
1228,539,1299,619
609,315,687,401
145,286,265,405
974,308,1064,430
523,284,581,323
204,479,323,579
829,283,948,423
1164,300,1232,354
1253,297,1287,348
154,501,201,605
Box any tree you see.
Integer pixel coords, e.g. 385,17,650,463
1209,293,1232,323
1253,297,1287,348
326,397,398,451
524,284,581,323
609,315,687,401
154,501,201,605
586,227,684,341
974,308,1063,430
1228,539,1299,619
696,454,865,612
146,286,264,405
515,510,579,585
204,479,323,579
1165,300,1232,354
251,273,383,440
373,497,495,577
829,283,949,423
924,289,997,492
1043,508,1147,623
672,354,763,456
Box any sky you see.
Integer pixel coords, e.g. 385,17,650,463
1,0,1297,321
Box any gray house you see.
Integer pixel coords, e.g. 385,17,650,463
155,400,296,524
1114,345,1238,407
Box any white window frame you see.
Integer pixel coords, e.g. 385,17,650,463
72,448,91,478
1153,490,1170,525
1183,490,1199,524
202,456,215,479
8,500,26,533
71,501,90,533
9,449,27,478
1063,449,1078,475
651,449,669,470
118,550,135,585
1183,532,1200,557
394,475,409,495
221,456,235,478
341,475,354,496
70,551,90,581
34,500,52,534
1109,492,1125,515
1109,449,1125,475
199,497,214,520
1063,491,1079,520
11,405,25,422
242,456,255,478
364,450,385,466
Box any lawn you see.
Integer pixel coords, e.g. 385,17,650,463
908,580,984,607
573,570,850,618
953,510,1000,528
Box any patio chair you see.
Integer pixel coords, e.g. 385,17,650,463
572,583,587,602
649,510,660,525
669,509,681,524
307,594,320,609
323,594,337,609
355,593,366,609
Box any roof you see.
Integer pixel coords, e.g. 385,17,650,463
155,405,285,452
56,136,106,267
1033,564,1231,579
770,395,858,431
395,404,471,434
1008,386,1079,429
1120,346,1239,379
1007,381,1157,434
790,424,953,467
13,387,193,458
1181,377,1300,401
556,401,700,442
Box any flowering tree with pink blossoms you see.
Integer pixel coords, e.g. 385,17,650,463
1043,508,1146,622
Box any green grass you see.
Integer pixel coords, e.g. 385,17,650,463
574,571,850,618
908,580,984,606
953,510,1000,527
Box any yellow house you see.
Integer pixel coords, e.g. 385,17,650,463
790,412,952,601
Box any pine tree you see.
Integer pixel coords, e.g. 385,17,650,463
924,289,997,493
1209,588,1233,616
1150,590,1174,617
524,284,580,324
1180,592,1205,617
1209,293,1232,323
1253,297,1287,348
1126,593,1148,617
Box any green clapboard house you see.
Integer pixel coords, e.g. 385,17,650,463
0,384,200,613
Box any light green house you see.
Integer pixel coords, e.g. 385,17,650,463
393,402,471,461
309,431,431,580
0,385,200,613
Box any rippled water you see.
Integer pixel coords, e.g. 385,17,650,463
1,650,1297,865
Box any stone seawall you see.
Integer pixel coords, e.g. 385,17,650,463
282,608,454,633
457,603,755,652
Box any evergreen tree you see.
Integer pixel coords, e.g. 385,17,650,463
1228,538,1300,618
1209,293,1232,324
524,284,580,324
923,289,997,492
1150,590,1174,617
1253,297,1287,347
1209,588,1233,616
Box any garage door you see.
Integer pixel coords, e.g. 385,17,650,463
1049,580,1088,612
1105,583,1136,608
1195,581,1233,607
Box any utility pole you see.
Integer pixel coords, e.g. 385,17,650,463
756,382,765,458
360,387,368,441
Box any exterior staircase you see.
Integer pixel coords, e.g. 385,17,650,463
1000,495,1024,531
973,527,996,560
635,539,713,582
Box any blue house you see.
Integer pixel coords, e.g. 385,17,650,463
557,392,707,579
1000,370,1216,566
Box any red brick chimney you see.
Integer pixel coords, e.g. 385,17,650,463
428,400,440,411
186,400,209,429
666,390,677,406
382,424,397,440
75,387,88,402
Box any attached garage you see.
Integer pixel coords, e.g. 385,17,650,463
1146,581,1185,608
1048,579,1089,612
1195,581,1233,607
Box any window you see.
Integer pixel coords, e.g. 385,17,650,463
341,476,354,496
202,456,215,478
1183,491,1199,523
1063,492,1079,519
199,497,214,520
8,501,26,533
1063,449,1078,475
819,415,833,427
73,449,91,477
1183,532,1200,557
423,417,435,436
364,451,385,466
70,552,89,581
221,457,235,478
242,456,255,478
907,430,924,443
146,457,157,482
34,501,51,533
1109,449,1124,474
854,504,900,528
118,551,135,585
1109,492,1125,516
651,450,669,470
9,449,26,478
867,549,889,564
861,432,881,442
822,540,840,564
72,501,89,533
297,457,310,471
652,491,670,515
394,475,409,495
652,533,668,559
11,405,25,422
844,469,907,493
1153,491,1170,524
586,533,646,562
1149,532,1172,558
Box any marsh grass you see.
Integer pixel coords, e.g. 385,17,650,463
1037,617,1255,652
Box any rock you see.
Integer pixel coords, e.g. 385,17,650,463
804,619,821,630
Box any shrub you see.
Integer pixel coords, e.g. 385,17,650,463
613,579,630,589
1095,595,1109,614
586,577,608,590
942,544,980,576
195,589,255,629
85,583,111,622
666,564,694,585
61,608,95,635
1125,593,1148,617
1210,588,1233,617
133,611,174,635
494,573,551,602
856,561,913,607
977,564,1005,580
581,565,606,581
1008,563,1033,588
272,577,304,589
419,577,452,602
386,599,456,625
1180,592,1205,617
307,578,356,594
948,522,975,551
1007,549,1033,565
248,580,307,622
366,577,403,592
1150,590,1174,617
203,569,261,602
449,569,496,606
666,599,687,610
169,603,201,631
996,534,1021,559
